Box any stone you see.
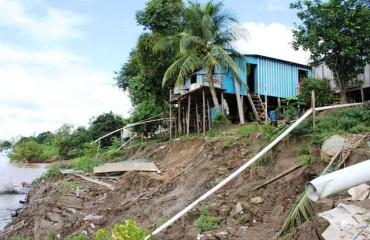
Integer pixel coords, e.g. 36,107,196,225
184,226,201,240
251,197,264,204
219,205,231,217
235,203,243,214
60,195,83,209
46,212,61,222
321,135,346,161
91,215,105,225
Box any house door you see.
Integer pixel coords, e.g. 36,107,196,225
247,64,256,93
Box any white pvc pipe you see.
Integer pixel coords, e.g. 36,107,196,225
306,159,370,201
145,102,364,239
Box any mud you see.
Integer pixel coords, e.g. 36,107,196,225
1,134,370,239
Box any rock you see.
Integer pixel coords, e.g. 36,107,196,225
321,135,346,161
184,226,201,240
251,197,264,204
235,203,243,214
91,215,105,225
214,231,229,239
46,212,61,222
59,195,83,209
219,205,231,217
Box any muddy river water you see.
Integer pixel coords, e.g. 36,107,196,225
0,154,46,230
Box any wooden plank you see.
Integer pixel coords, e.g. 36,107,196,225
93,161,160,175
74,174,115,190
187,95,191,137
196,101,199,134
170,90,172,140
178,99,182,136
207,99,211,127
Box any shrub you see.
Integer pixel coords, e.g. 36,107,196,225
35,163,61,182
194,204,220,231
40,145,59,161
349,124,370,133
235,123,259,137
297,145,310,156
206,128,220,137
95,219,151,240
211,112,230,129
300,77,334,106
222,139,236,148
73,156,101,173
299,155,316,165
9,140,43,162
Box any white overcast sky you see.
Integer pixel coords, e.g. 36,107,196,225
0,0,309,140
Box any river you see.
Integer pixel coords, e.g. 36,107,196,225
0,154,47,230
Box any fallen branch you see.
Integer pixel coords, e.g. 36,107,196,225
253,163,304,191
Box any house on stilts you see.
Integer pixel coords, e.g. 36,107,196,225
169,54,312,137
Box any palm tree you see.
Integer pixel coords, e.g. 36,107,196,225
158,0,247,113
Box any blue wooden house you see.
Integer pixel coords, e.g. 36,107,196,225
170,54,312,136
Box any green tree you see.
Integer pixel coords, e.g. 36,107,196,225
1,140,12,148
9,140,43,162
158,1,246,112
36,131,53,145
115,0,184,107
130,99,163,137
290,0,370,103
58,126,92,160
89,112,124,148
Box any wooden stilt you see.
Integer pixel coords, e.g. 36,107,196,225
207,99,211,128
196,101,200,134
178,100,181,136
361,88,365,102
203,89,206,135
187,95,191,137
169,90,172,140
234,76,245,124
221,92,224,113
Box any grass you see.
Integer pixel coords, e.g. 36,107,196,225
34,163,61,182
242,203,252,211
72,156,101,173
222,138,236,148
194,204,220,231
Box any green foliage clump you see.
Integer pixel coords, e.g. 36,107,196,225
95,219,151,240
206,128,220,137
72,157,101,173
89,112,124,148
9,140,43,162
40,145,59,161
64,233,89,240
194,204,220,231
235,123,259,137
222,138,236,148
299,155,316,165
300,77,334,106
211,112,230,129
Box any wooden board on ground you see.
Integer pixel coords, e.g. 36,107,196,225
93,161,160,174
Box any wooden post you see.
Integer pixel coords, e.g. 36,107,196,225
361,88,365,103
207,99,211,128
187,95,191,137
265,84,268,123
196,101,200,134
169,90,172,140
221,92,224,113
178,100,181,136
234,76,245,124
203,89,206,135
312,90,316,130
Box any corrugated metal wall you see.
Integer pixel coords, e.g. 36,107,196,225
313,63,370,90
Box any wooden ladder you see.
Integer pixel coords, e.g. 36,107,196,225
247,93,267,122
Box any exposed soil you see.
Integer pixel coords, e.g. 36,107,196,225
1,132,370,240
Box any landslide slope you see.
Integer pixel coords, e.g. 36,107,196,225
3,128,370,239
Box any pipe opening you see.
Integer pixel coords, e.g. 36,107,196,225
306,182,319,201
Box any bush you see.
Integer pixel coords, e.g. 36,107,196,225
73,157,101,173
300,77,334,107
40,145,59,161
95,219,151,240
9,140,43,162
35,164,61,182
211,112,230,129
235,123,259,137
194,204,220,231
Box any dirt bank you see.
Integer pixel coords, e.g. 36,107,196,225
1,133,370,239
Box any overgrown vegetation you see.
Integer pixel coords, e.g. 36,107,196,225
94,219,151,240
291,107,370,145
300,77,335,107
194,204,220,231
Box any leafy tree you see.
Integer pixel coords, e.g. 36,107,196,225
115,0,184,107
58,126,92,160
300,76,335,106
290,0,370,103
158,1,247,112
1,140,12,148
9,140,43,162
136,0,184,34
89,112,124,148
130,99,163,137
36,131,53,145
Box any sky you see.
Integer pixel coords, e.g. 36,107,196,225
0,0,309,140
